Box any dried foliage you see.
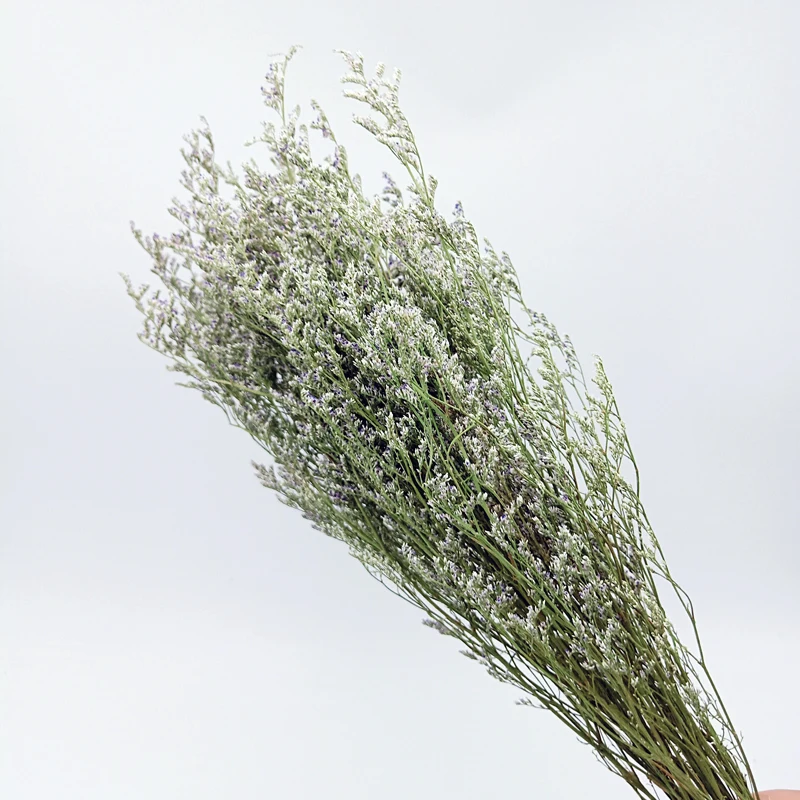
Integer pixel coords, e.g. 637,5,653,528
121,45,758,800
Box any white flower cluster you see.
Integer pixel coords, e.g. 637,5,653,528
121,45,756,800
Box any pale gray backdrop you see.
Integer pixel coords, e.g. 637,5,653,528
2,1,798,798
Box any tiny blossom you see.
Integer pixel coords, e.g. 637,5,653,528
121,45,757,800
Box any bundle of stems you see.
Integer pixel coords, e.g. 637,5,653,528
122,45,760,800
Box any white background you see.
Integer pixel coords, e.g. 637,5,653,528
2,1,798,797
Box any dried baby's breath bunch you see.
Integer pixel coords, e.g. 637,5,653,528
122,45,759,800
